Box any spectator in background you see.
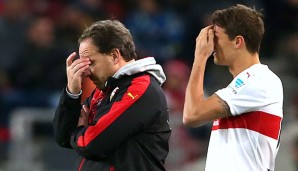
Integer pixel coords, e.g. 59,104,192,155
124,0,185,64
55,4,94,53
262,0,298,34
9,16,67,104
70,0,107,20
163,60,189,113
0,0,30,162
268,31,298,123
163,59,210,171
275,32,298,77
276,95,298,171
55,0,128,56
259,0,298,59
0,0,30,82
0,17,64,163
0,16,67,135
27,0,65,20
70,0,128,21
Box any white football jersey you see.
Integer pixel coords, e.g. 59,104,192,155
205,64,283,171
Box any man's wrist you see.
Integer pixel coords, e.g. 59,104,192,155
66,87,82,99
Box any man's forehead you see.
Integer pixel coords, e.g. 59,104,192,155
79,49,89,57
79,45,95,56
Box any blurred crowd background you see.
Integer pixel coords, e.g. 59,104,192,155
0,0,297,171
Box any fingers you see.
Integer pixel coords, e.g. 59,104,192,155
66,52,91,94
194,25,215,59
197,25,214,42
71,61,90,74
66,52,77,67
66,52,90,69
208,28,214,44
66,51,90,77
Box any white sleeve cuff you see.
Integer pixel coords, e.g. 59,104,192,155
66,87,82,99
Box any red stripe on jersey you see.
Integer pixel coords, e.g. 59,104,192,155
77,75,150,147
212,111,282,140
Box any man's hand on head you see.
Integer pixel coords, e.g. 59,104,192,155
66,52,91,94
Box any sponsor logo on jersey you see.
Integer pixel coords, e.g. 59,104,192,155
235,78,245,88
127,92,138,99
246,72,251,78
228,85,238,94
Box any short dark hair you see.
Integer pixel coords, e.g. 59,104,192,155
79,20,137,61
212,4,264,54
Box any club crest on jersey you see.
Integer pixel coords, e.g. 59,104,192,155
213,119,219,126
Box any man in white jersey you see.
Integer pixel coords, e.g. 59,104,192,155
183,4,283,171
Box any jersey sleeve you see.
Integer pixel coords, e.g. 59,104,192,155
215,72,268,116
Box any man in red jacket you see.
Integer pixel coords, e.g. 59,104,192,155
53,20,171,171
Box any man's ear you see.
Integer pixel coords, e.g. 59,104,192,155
110,48,121,64
235,35,244,49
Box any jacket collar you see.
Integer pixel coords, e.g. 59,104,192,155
112,57,166,85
